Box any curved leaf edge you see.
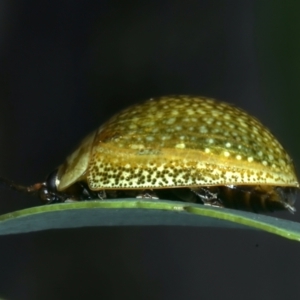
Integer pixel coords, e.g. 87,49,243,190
0,199,299,241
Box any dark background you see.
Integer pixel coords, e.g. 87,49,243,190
0,1,300,299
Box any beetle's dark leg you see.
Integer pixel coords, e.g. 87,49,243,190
70,182,101,200
191,187,224,207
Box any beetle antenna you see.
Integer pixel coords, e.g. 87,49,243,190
0,177,43,195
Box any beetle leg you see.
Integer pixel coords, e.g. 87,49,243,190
275,187,297,213
97,190,107,200
65,182,100,201
136,190,159,199
191,187,224,208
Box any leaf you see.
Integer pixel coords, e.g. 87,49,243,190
0,199,299,241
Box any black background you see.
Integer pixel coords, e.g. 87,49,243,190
0,1,300,299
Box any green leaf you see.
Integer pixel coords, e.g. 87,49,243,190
0,199,299,241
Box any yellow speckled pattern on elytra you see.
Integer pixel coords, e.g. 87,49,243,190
57,96,299,190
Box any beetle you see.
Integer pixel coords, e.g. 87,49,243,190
1,95,299,213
